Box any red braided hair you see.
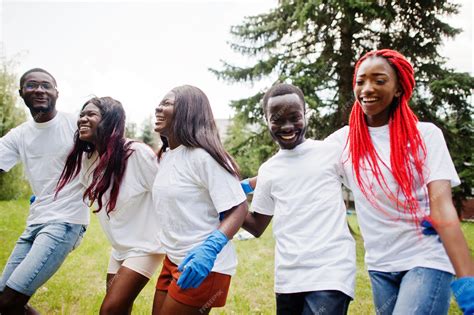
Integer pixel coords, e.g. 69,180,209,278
348,49,426,224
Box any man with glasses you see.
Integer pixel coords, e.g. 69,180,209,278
0,68,89,314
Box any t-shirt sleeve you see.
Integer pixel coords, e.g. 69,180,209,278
250,165,275,216
423,125,461,187
325,126,348,146
133,143,159,191
0,127,21,172
194,150,246,213
325,127,349,185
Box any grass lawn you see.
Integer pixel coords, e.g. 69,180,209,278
1,200,471,314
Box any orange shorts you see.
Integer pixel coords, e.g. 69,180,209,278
156,255,231,308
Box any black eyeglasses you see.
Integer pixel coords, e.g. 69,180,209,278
23,81,56,92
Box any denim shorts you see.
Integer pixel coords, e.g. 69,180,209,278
0,222,87,296
369,267,454,315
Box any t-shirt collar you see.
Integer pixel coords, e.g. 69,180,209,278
278,138,312,155
32,111,59,129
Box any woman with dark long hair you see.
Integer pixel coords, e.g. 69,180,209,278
57,97,164,315
152,85,248,315
327,49,473,314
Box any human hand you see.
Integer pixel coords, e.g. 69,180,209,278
177,230,229,289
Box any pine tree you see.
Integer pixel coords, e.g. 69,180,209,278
125,121,138,140
140,115,160,150
212,0,474,206
223,113,276,178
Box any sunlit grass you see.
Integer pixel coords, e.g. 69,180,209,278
0,200,470,314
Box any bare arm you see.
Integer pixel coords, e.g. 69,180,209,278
248,176,257,190
429,180,474,277
175,200,249,289
242,211,272,238
240,175,271,237
218,200,249,239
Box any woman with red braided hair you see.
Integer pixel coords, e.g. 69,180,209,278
326,49,474,314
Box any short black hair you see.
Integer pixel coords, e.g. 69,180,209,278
262,83,305,117
19,68,57,88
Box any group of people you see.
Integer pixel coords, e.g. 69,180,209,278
0,48,472,315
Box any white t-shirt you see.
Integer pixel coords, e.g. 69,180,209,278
81,141,164,260
251,139,356,296
326,122,459,273
152,145,246,276
0,112,89,225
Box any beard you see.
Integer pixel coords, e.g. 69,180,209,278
25,99,56,121
26,98,55,111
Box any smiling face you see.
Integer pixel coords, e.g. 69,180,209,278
154,91,175,138
266,93,306,150
20,72,58,122
78,103,102,145
354,56,402,127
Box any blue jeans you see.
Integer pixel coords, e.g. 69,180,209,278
276,290,351,315
369,267,453,315
0,222,87,296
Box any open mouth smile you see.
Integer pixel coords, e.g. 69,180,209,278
278,132,298,141
281,134,296,140
360,97,379,104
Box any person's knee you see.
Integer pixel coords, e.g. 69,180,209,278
25,304,41,315
0,295,7,310
99,300,116,315
99,297,131,315
0,286,30,309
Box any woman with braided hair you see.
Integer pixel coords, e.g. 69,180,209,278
326,49,474,314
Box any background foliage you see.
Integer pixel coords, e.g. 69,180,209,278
0,58,30,200
216,0,474,209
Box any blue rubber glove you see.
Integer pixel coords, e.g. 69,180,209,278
451,277,474,314
29,195,36,204
421,218,437,235
420,217,442,242
177,229,229,289
240,178,254,195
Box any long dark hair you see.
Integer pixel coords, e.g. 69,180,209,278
158,85,240,178
56,97,134,214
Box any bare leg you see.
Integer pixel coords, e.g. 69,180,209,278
99,267,149,315
158,294,211,315
104,273,132,314
152,290,167,315
25,304,40,315
0,286,31,315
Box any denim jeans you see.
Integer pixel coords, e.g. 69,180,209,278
369,267,453,315
0,222,87,296
276,290,351,315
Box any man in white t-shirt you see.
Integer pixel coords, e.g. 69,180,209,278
0,68,89,314
242,83,356,315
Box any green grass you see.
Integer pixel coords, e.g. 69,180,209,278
0,200,470,314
